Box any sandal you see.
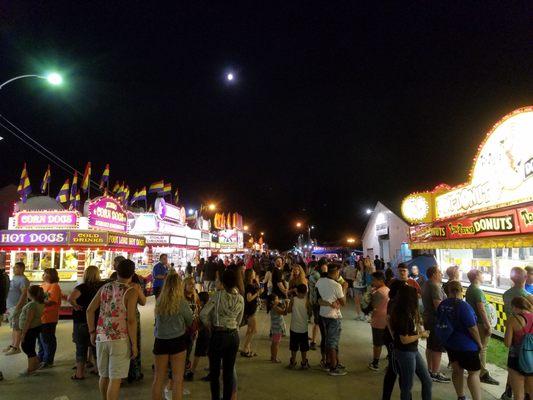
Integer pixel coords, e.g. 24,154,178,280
242,352,254,358
71,375,85,380
270,358,281,363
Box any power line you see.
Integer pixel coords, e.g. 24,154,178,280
0,114,104,193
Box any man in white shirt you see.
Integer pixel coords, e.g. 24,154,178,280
316,263,346,376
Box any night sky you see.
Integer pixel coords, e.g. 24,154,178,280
0,2,531,249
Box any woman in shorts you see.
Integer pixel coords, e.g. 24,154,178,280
504,296,533,400
152,273,193,400
437,280,483,400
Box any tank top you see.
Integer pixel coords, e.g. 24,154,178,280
290,296,309,333
96,281,132,342
513,312,533,347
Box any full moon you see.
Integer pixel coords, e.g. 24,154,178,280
226,73,234,81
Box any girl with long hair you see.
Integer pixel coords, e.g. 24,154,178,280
353,259,367,320
504,296,533,400
152,274,193,400
183,277,200,377
38,268,61,369
390,284,432,400
241,269,263,357
19,285,45,375
288,265,308,296
68,265,103,379
200,269,244,400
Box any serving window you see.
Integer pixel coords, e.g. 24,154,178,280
436,246,533,291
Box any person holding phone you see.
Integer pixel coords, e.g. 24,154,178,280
390,284,432,400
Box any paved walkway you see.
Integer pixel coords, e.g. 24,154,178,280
0,297,502,399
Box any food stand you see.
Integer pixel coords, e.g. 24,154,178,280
129,198,202,271
0,196,146,312
401,107,533,335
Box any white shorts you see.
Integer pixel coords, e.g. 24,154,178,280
96,339,131,379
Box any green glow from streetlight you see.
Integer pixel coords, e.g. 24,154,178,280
46,72,63,85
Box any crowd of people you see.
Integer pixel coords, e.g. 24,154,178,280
1,253,533,400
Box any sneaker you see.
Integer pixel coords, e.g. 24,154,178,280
500,392,512,400
5,347,21,356
301,360,310,370
337,363,346,370
309,342,317,351
183,388,190,395
480,373,500,385
288,358,297,369
368,362,379,371
184,371,194,381
320,360,330,372
2,345,14,353
38,362,53,370
328,367,347,376
431,372,451,383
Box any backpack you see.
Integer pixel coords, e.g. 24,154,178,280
435,299,460,346
518,313,533,374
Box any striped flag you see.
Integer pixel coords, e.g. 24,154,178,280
138,186,147,201
70,191,81,210
81,162,91,192
99,164,110,189
123,185,130,204
40,165,51,194
17,163,32,203
173,187,179,204
130,188,139,205
56,179,70,204
162,182,171,195
112,181,120,194
148,180,164,194
70,172,78,203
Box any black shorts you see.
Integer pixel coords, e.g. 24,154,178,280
290,330,310,352
424,320,446,352
346,279,354,289
153,287,162,299
447,349,481,372
508,355,533,376
153,334,188,355
312,304,321,324
372,327,386,347
194,329,210,357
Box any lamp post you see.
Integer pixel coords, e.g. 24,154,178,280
0,73,63,90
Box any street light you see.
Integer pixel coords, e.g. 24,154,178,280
188,208,195,216
0,72,64,90
366,209,372,215
260,232,264,236
243,225,249,231
347,237,356,244
296,222,302,228
208,203,216,211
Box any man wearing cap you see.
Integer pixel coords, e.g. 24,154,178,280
316,263,346,376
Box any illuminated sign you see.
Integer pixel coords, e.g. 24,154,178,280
401,194,432,223
145,234,170,244
436,108,533,219
0,229,145,250
218,230,244,248
155,198,186,225
517,205,533,234
409,205,531,243
70,231,107,246
15,211,79,230
446,211,518,239
0,230,69,246
108,233,146,249
88,197,128,232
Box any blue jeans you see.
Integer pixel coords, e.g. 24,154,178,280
321,317,341,350
38,322,57,364
394,349,432,400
